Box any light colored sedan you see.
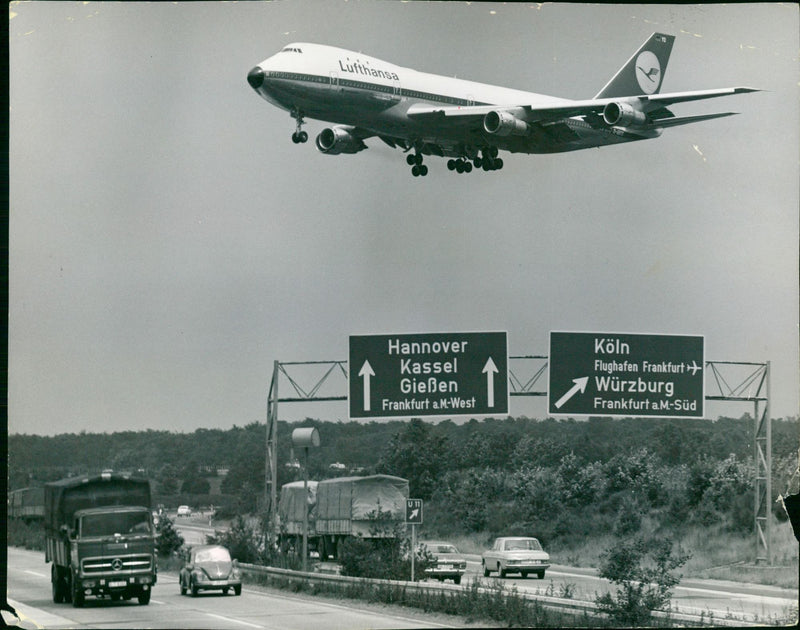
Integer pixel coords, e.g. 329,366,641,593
418,541,467,584
481,536,550,579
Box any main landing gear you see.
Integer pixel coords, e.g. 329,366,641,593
290,108,308,144
406,152,429,177
447,147,503,174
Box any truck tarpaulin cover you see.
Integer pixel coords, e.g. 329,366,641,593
44,474,151,533
278,480,318,524
316,475,409,520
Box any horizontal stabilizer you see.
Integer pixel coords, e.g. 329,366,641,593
644,111,739,129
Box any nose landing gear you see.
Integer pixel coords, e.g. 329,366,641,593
290,108,308,144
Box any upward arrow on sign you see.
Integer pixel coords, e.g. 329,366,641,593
359,360,375,411
482,358,499,408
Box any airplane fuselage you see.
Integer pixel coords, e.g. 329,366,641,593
249,43,650,156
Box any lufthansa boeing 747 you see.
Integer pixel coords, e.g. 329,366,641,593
247,33,758,176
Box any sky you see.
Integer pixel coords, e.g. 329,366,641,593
8,1,799,436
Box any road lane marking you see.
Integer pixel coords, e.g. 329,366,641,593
23,571,48,578
204,612,265,628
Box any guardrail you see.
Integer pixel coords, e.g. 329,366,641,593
238,562,764,627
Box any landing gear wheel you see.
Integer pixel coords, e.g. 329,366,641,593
409,153,427,176
290,108,307,144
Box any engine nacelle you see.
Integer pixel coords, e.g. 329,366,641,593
315,127,368,155
602,101,648,127
483,110,529,137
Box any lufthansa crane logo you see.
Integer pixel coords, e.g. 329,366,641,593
635,51,661,94
111,558,124,571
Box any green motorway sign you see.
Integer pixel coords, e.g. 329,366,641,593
549,331,705,417
349,332,508,419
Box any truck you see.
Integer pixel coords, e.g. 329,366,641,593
314,474,409,560
45,472,157,607
276,480,318,553
8,486,45,521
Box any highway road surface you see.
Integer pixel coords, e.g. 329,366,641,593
4,547,465,630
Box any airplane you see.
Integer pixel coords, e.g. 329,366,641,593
688,360,702,376
247,33,758,177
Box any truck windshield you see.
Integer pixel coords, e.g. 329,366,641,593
81,511,151,537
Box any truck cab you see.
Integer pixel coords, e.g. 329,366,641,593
65,506,157,605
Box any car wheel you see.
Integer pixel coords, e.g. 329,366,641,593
453,576,461,585
537,570,545,579
180,576,186,596
234,585,242,596
223,587,229,595
482,562,490,577
499,565,507,578
521,571,528,579
190,579,198,597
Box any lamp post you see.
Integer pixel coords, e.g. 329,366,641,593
291,427,320,573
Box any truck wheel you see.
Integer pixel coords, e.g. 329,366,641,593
521,571,528,579
137,588,151,605
51,565,66,603
234,585,242,596
71,576,84,608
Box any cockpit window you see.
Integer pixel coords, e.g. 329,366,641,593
281,46,303,54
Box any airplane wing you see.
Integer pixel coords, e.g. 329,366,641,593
406,87,759,127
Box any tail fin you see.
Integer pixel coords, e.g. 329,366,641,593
594,32,675,99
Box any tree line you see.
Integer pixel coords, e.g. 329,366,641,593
8,414,798,542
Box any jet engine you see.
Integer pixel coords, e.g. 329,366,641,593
602,102,647,127
483,110,529,137
315,127,367,155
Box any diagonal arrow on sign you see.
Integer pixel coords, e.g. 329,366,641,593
359,360,375,411
482,357,499,408
555,376,589,409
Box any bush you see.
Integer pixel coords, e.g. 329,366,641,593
596,535,690,625
156,514,184,557
206,515,263,564
338,504,430,581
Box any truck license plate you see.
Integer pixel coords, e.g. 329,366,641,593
109,581,127,588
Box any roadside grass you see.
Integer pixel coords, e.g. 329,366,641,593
243,569,615,628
